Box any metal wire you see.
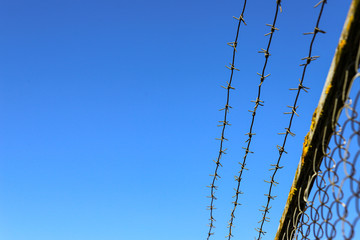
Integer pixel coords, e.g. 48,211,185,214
206,1,248,239
226,1,282,239
255,1,327,239
290,39,360,240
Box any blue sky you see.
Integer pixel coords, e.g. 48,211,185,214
0,0,353,239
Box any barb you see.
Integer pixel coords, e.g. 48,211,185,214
256,1,328,239
206,1,248,239
226,1,283,239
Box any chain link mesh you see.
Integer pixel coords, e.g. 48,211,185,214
290,45,360,240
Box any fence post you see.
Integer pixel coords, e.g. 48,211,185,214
275,0,360,239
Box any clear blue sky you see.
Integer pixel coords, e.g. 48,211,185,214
0,0,353,239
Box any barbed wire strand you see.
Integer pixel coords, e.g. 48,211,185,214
225,1,283,239
206,1,248,239
255,1,328,239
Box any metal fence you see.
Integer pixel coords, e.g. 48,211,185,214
295,73,360,240
275,1,360,239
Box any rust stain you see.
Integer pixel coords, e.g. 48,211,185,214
301,133,310,166
289,187,298,197
310,107,318,132
325,83,332,94
346,14,354,32
339,39,346,50
301,108,317,166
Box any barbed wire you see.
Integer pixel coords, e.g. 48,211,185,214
255,1,328,239
290,35,360,240
206,1,248,239
226,1,283,239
